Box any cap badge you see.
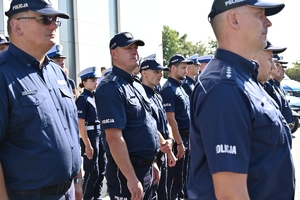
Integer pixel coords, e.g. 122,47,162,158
125,32,133,39
12,3,28,10
225,0,246,7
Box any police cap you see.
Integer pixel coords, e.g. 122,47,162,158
109,32,145,50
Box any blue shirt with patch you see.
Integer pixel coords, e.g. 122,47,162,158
182,76,195,97
142,84,170,139
76,89,99,125
0,44,81,190
160,77,190,130
95,66,159,159
188,49,294,200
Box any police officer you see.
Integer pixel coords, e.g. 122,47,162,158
198,54,213,72
47,44,77,97
160,54,192,200
270,55,293,123
182,54,200,97
189,0,294,199
95,32,160,200
254,41,293,123
0,34,9,52
140,58,177,199
0,0,82,199
76,67,107,200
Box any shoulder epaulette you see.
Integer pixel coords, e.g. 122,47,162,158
219,65,237,84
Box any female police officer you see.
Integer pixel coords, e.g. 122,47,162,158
76,66,107,200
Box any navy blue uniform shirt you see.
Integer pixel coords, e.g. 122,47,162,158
160,77,190,130
95,66,159,159
76,89,99,124
182,76,195,97
142,84,170,139
264,79,293,123
0,44,81,190
188,49,294,200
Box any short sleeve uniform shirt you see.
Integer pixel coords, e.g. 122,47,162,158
0,44,81,190
188,49,294,200
160,77,190,130
95,66,159,159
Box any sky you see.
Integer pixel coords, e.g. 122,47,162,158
161,0,299,67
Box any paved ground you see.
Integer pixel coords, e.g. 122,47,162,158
101,128,300,200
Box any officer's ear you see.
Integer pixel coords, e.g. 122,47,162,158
110,49,117,59
10,19,23,36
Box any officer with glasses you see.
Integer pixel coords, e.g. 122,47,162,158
0,0,82,199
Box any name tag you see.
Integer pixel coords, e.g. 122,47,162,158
22,90,37,96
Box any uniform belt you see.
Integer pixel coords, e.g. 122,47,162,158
108,154,154,166
7,179,73,196
86,124,100,131
129,156,155,166
179,129,189,137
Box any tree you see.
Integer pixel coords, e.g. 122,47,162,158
162,25,180,66
162,25,208,66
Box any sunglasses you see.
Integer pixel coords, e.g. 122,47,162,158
17,16,62,27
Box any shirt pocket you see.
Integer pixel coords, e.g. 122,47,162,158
127,96,144,119
58,87,77,118
19,92,49,127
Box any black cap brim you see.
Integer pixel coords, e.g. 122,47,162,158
33,8,69,19
119,39,145,48
250,2,285,16
208,1,284,21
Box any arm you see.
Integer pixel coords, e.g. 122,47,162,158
106,128,143,200
74,169,83,200
158,131,177,167
78,118,93,159
166,112,185,159
0,163,8,200
212,172,250,200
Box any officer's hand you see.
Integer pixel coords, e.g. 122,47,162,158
176,143,185,159
167,151,177,167
160,142,171,154
127,178,143,200
74,182,83,200
85,145,94,160
152,162,161,185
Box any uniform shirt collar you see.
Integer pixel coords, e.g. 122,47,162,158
83,89,94,97
168,76,181,86
112,65,134,84
215,48,258,75
8,43,50,70
142,84,155,96
186,76,195,83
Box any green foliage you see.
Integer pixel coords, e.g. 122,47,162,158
286,59,300,81
162,25,216,66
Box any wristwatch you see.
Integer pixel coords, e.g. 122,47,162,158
74,178,84,184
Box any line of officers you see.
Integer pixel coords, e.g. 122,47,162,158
75,30,213,199
77,32,294,200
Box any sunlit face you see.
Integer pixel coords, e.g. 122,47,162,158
172,63,188,81
14,11,59,51
0,44,9,52
237,6,272,52
142,69,163,88
187,64,200,76
52,58,65,68
83,78,98,91
254,50,275,83
111,43,139,74
272,62,285,81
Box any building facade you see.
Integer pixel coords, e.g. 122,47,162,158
0,0,163,87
